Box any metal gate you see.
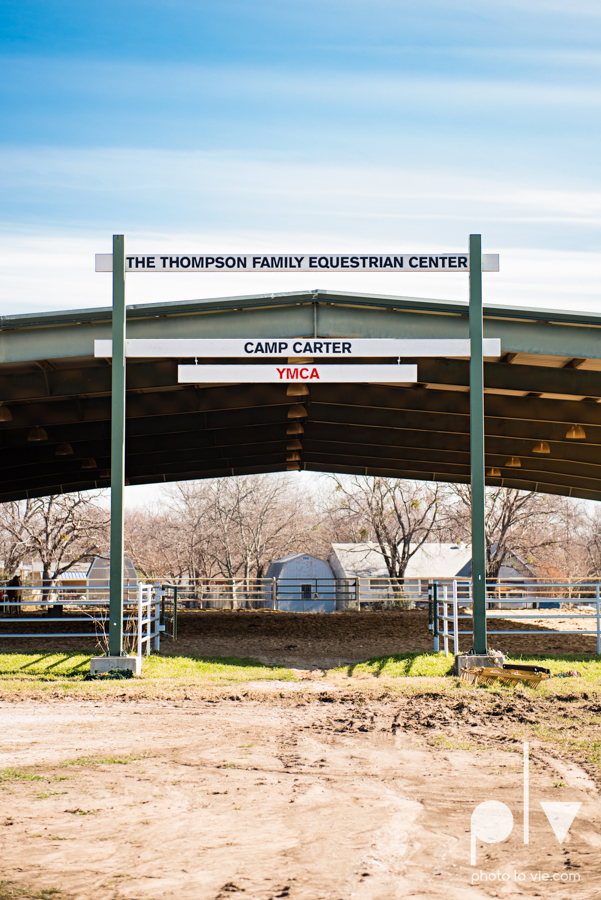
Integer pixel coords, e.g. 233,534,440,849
160,584,178,640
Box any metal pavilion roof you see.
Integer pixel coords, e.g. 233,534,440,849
1,287,600,503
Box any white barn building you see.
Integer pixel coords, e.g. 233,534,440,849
329,542,535,607
264,553,337,612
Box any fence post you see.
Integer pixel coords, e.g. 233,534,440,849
137,583,143,663
272,577,277,610
153,586,160,652
172,586,178,640
595,584,601,656
433,582,439,651
428,583,433,634
453,579,459,657
355,577,360,609
443,585,449,657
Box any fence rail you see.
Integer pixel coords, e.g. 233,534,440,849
155,576,462,610
2,577,601,658
0,583,166,655
137,584,162,660
436,580,601,657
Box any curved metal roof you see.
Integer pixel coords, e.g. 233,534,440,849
1,288,600,503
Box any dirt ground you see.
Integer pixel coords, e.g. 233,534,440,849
2,610,598,664
1,688,601,900
166,610,599,666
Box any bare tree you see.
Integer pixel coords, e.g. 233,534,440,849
557,500,601,579
124,507,194,581
0,500,38,580
1,494,109,586
164,474,318,583
448,486,567,578
327,476,444,584
161,481,226,583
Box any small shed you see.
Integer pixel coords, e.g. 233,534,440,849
54,569,90,598
87,555,138,600
265,554,336,612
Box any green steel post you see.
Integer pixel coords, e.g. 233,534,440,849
469,234,488,654
428,584,433,633
109,235,126,656
173,586,178,641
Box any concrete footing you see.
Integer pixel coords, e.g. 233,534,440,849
90,656,141,676
452,650,505,678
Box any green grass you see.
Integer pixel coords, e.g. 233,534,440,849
142,653,296,682
341,651,454,679
0,885,65,900
0,649,598,693
0,768,44,783
0,651,296,689
337,649,601,691
0,653,92,679
60,754,141,768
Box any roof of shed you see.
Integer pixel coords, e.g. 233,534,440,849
330,542,474,578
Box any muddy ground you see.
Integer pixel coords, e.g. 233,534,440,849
165,610,598,667
1,610,597,665
1,687,601,900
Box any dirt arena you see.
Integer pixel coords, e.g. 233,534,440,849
168,609,599,666
1,609,600,898
2,609,598,663
1,689,601,900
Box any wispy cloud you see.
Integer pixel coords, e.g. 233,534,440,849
4,54,601,109
1,227,599,318
1,2,599,325
1,147,598,240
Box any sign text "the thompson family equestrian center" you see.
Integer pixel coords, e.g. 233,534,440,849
95,253,500,273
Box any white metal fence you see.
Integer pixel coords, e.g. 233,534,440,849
160,576,449,610
136,583,163,659
436,580,601,656
3,577,601,659
0,582,165,657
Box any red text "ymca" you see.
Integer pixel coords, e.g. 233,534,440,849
276,367,320,380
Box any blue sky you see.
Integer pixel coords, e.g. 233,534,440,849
1,0,600,314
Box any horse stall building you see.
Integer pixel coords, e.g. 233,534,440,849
328,542,535,607
265,553,337,612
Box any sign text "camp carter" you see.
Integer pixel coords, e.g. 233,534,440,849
244,340,351,354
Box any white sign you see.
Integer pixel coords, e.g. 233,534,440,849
95,253,500,273
94,338,501,358
178,364,418,384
